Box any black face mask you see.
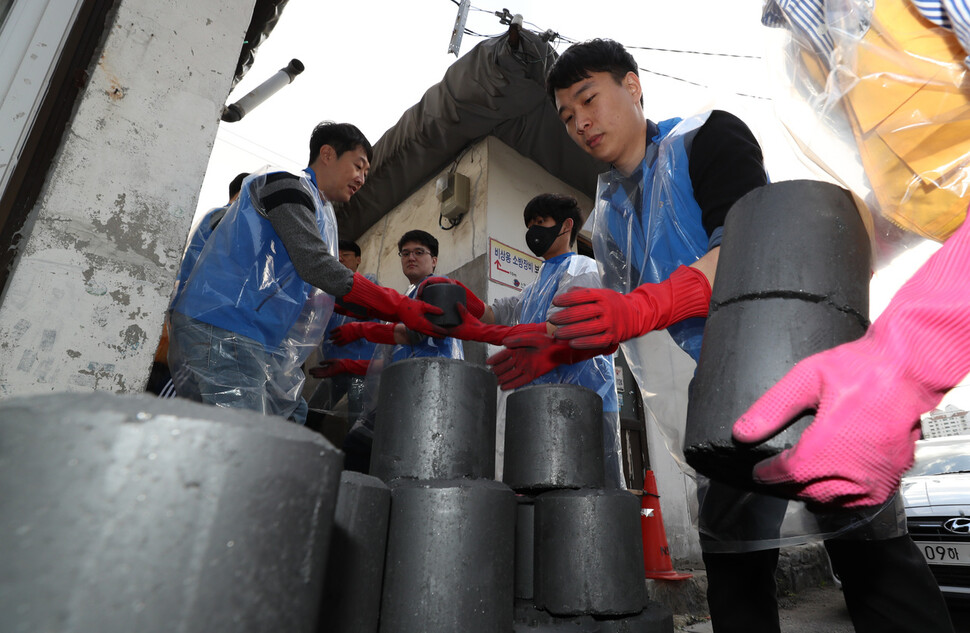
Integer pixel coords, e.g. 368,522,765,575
526,221,566,257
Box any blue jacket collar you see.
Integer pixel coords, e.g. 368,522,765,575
304,167,323,199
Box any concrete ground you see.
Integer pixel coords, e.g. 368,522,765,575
676,586,970,632
648,541,970,632
646,543,836,624
675,583,853,632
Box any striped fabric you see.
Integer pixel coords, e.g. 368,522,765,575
157,379,177,399
762,0,837,59
911,0,952,25
911,0,970,66
764,0,970,68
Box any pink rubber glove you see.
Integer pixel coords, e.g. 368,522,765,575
340,272,444,338
447,304,548,345
416,277,487,318
487,330,617,390
330,321,396,346
550,265,711,349
309,359,370,379
733,217,970,509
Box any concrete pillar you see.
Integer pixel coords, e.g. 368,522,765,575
0,0,254,396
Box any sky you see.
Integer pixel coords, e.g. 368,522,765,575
196,0,792,214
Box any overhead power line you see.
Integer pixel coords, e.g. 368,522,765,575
638,66,770,100
625,44,761,60
461,2,762,60
447,0,770,100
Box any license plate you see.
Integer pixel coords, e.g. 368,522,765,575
916,541,970,566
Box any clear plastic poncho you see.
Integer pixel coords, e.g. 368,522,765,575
168,168,337,422
763,0,970,255
592,114,906,552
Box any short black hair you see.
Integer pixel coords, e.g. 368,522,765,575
308,121,373,166
523,193,583,246
338,239,361,257
546,38,640,105
228,172,250,200
397,229,438,257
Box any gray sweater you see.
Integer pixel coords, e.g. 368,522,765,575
257,172,355,297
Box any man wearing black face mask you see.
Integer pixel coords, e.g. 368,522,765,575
443,193,625,488
524,214,568,258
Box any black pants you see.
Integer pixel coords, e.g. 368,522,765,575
703,535,954,633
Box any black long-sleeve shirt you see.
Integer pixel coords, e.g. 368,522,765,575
683,109,768,241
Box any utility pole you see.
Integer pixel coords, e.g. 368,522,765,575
447,0,470,57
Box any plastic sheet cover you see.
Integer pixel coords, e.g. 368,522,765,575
591,115,903,550
168,168,337,421
764,0,970,256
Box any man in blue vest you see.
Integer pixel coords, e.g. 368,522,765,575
493,39,952,633
167,122,443,425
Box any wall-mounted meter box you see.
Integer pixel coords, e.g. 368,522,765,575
435,172,470,221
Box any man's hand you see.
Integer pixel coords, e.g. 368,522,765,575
309,358,370,379
340,272,445,338
732,339,930,509
486,331,615,390
550,265,711,349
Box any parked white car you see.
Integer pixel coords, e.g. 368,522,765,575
902,436,970,601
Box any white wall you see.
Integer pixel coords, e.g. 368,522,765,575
0,0,254,395
482,137,591,304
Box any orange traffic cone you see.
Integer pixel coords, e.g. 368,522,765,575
640,469,692,580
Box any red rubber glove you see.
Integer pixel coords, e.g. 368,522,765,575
733,217,970,509
550,265,711,349
447,304,548,345
486,330,617,390
309,359,370,379
340,272,444,338
331,301,361,318
416,277,486,318
330,321,396,346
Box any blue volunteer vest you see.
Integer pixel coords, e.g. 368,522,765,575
172,168,338,350
170,205,228,309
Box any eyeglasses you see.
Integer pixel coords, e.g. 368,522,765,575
399,248,431,258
